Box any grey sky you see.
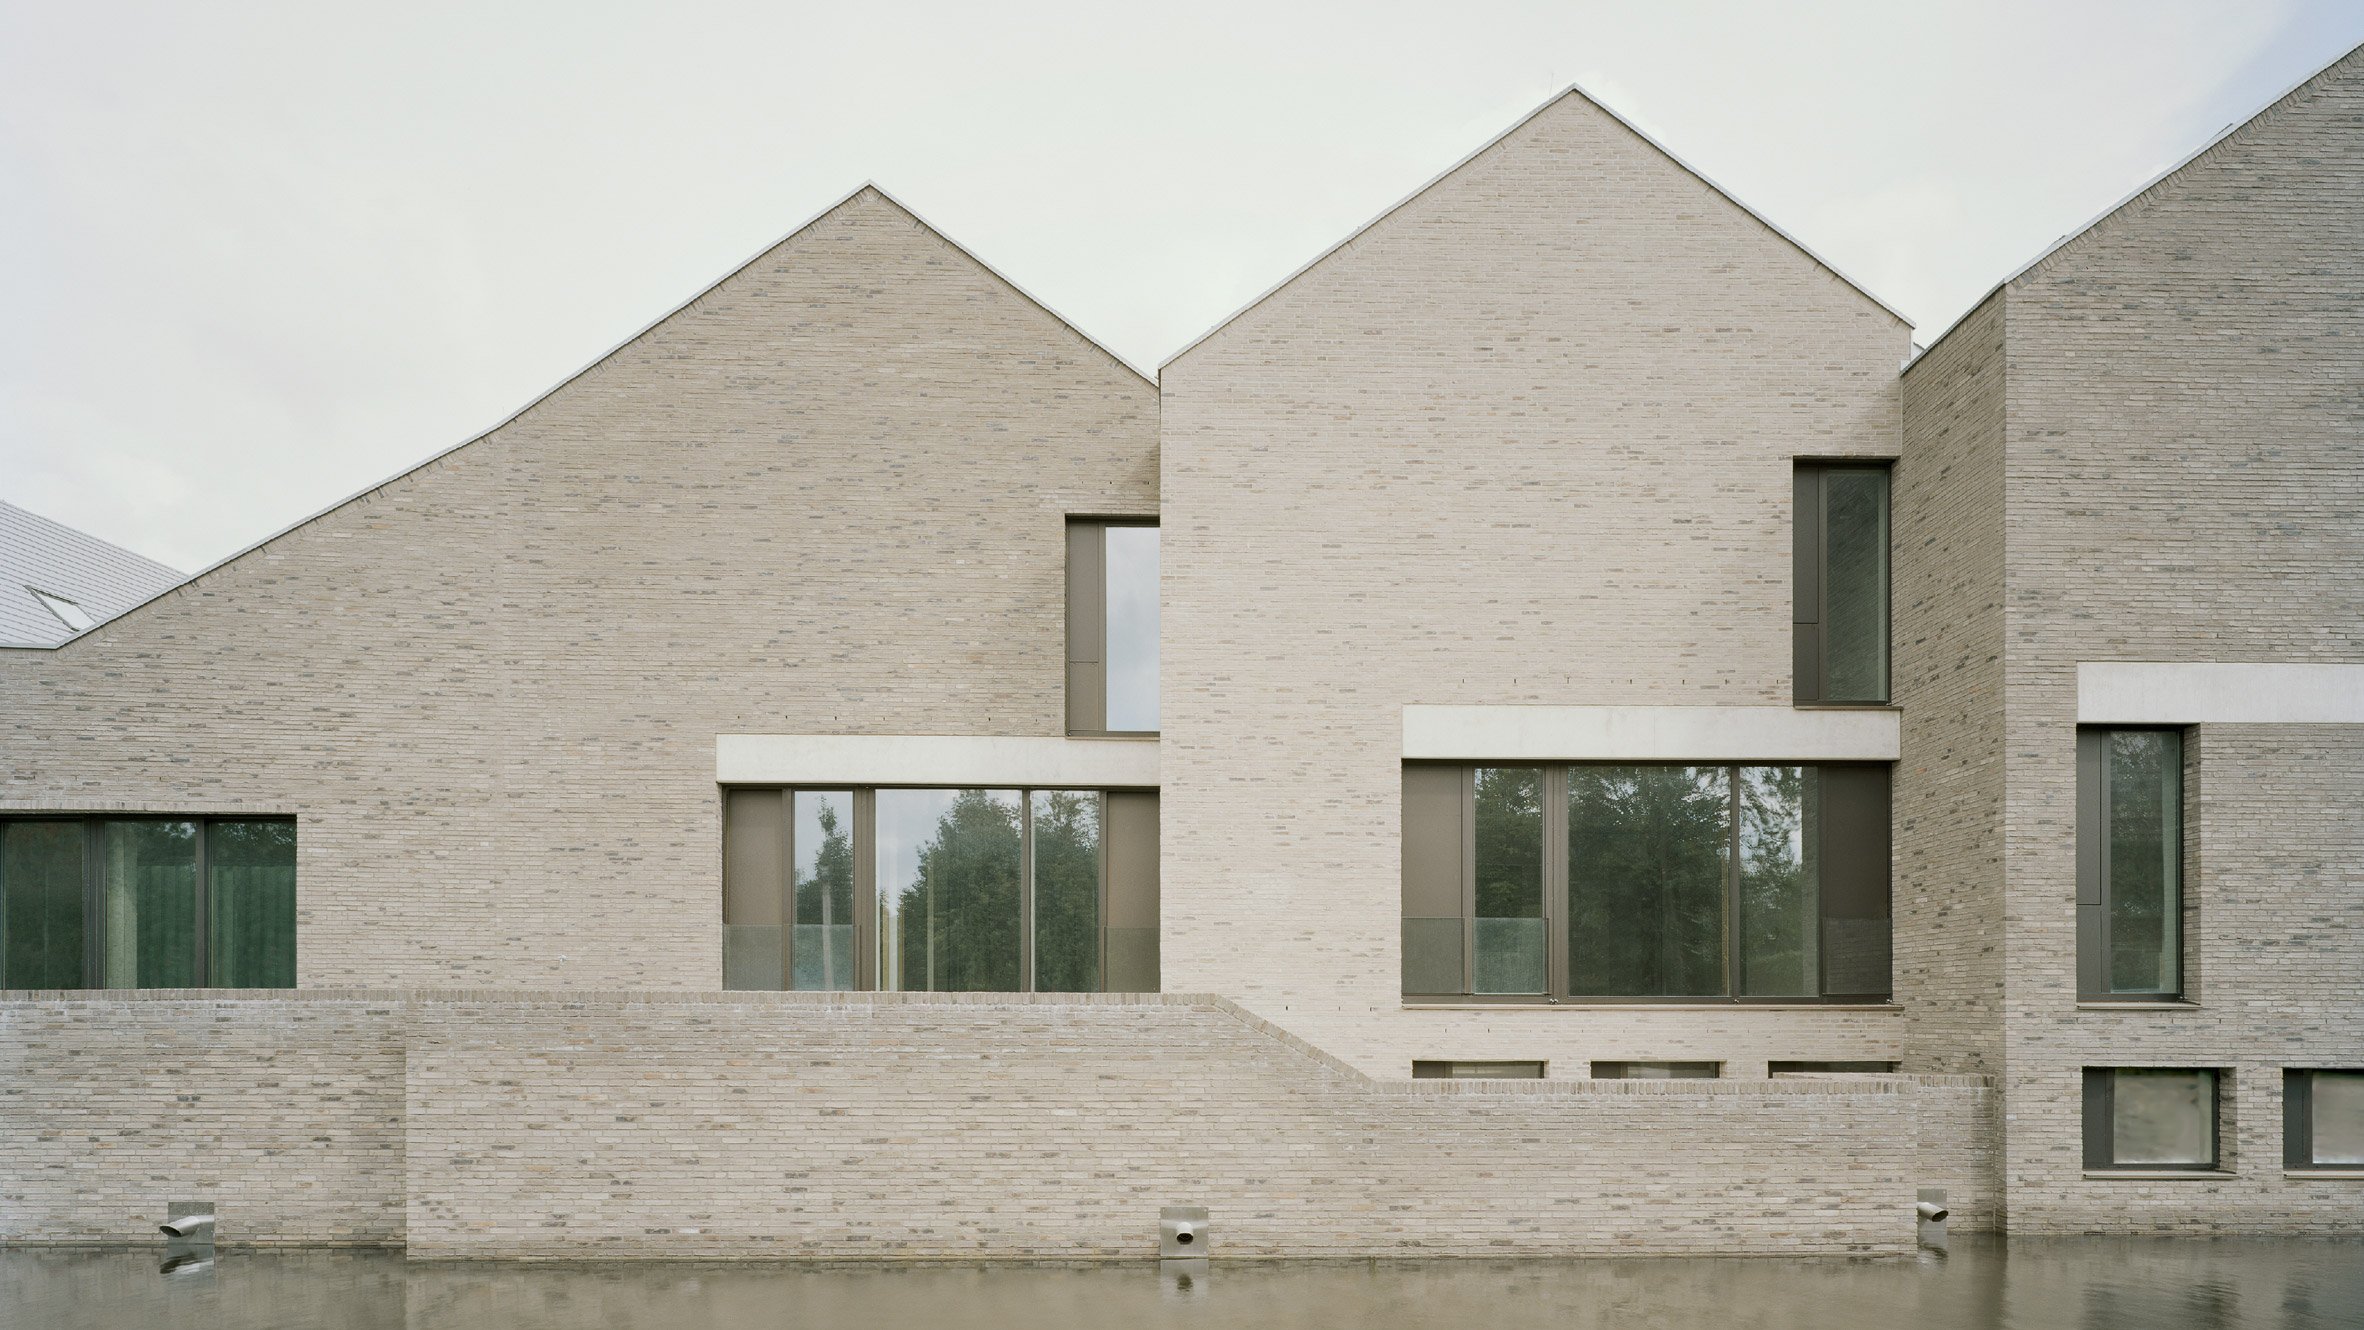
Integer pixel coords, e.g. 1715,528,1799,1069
4,2,2359,573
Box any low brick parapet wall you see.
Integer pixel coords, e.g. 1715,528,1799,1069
0,991,1978,1258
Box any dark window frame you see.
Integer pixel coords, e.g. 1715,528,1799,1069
1401,761,1892,1006
1794,461,1892,705
721,784,1158,995
2082,1066,2222,1172
1066,516,1160,738
2284,1069,2364,1172
2077,727,2187,1002
1411,1060,1546,1080
1592,1061,1721,1079
0,814,298,990
1770,1060,1900,1074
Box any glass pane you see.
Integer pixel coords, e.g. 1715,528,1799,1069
2312,1071,2364,1166
207,820,295,988
1822,468,1889,702
2,821,86,988
1031,791,1101,993
1738,767,1816,997
1569,766,1730,997
876,789,1022,992
723,925,784,991
1473,768,1544,994
1103,525,1160,732
102,821,198,988
1401,916,1462,995
2112,1068,2214,1166
791,791,856,991
2108,731,2181,994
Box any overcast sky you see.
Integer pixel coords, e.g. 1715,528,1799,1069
4,2,2359,573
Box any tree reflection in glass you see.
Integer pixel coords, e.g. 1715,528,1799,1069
1472,768,1544,993
792,792,856,990
1569,767,1728,997
1738,767,1816,997
2108,731,2181,994
876,789,1022,992
1031,792,1101,992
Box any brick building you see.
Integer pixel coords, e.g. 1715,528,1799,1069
2,43,2357,1254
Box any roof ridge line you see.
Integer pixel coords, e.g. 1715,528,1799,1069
1158,78,1911,370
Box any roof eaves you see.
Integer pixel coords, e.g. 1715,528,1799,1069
1159,80,1911,372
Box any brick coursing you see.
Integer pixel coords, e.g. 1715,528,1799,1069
0,992,1990,1256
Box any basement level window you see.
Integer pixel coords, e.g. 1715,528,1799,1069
2284,1070,2364,1171
28,588,94,632
2084,1068,2220,1171
1771,1060,1900,1075
1592,1061,1720,1080
1412,1060,1546,1080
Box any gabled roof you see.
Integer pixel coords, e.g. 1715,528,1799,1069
5,182,1149,652
1908,38,2364,367
1161,81,1911,370
0,500,183,647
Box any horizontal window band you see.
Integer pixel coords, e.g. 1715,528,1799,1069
718,735,1158,788
1402,1000,1899,1012
1403,705,1899,761
2077,662,2364,724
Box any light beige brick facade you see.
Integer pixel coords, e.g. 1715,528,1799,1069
4,49,2359,1254
1157,89,1910,1079
1899,47,2364,1234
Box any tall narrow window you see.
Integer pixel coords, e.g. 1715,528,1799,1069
1795,464,1890,704
2078,728,2184,1000
206,820,296,988
1,821,86,988
1067,520,1159,734
1403,764,1889,1003
1030,791,1102,993
792,791,857,990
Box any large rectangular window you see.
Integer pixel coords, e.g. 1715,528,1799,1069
1794,463,1890,704
2078,728,2184,1000
1403,764,1888,1003
722,787,1156,993
1067,519,1159,735
0,817,296,989
2284,1070,2364,1172
2084,1067,2220,1171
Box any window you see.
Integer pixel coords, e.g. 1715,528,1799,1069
2284,1070,2364,1171
28,588,96,633
0,817,295,989
1794,463,1890,704
721,787,1158,993
2084,1068,2219,1171
1770,1060,1900,1075
1066,520,1159,734
1403,764,1890,1003
1412,1060,1545,1080
1592,1061,1719,1079
2078,728,2184,1000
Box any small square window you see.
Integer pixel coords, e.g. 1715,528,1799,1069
2084,1067,2219,1170
1412,1060,1546,1080
1592,1061,1719,1080
2285,1069,2364,1170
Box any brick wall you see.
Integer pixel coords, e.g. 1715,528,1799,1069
1157,89,1910,1078
1,992,1990,1256
0,188,1158,991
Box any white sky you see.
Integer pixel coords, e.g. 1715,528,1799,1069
4,1,2359,572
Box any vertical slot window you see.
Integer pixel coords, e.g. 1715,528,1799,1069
1068,520,1159,734
1030,791,1102,993
1795,463,1890,704
792,791,857,991
2078,728,2184,1000
1472,768,1546,994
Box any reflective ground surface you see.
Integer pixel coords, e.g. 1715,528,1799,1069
3,1237,2360,1329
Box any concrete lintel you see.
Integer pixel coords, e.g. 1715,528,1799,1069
2076,663,2364,725
1402,705,1899,762
717,734,1158,787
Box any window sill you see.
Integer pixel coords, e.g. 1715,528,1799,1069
2081,1170,2235,1181
1402,1001,1899,1012
2075,1000,2198,1011
2284,1169,2364,1181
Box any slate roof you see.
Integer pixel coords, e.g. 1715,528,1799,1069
0,500,184,647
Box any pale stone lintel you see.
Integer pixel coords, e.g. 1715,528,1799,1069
2077,663,2364,725
716,734,1158,788
1402,705,1900,762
